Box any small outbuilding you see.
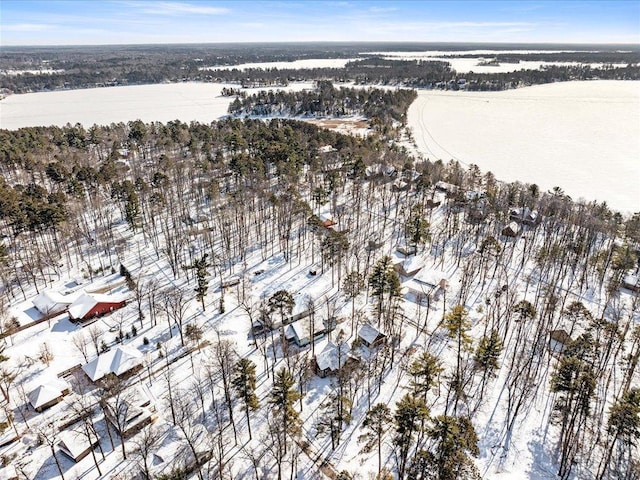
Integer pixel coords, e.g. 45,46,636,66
68,293,127,321
395,256,427,277
501,222,521,238
622,273,640,293
549,329,573,354
403,269,448,303
358,324,387,349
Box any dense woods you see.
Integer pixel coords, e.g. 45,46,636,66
228,81,417,132
0,112,638,479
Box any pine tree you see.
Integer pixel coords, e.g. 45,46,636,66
232,358,259,440
184,254,211,311
368,256,401,325
405,204,430,251
443,305,472,413
408,351,443,401
359,403,392,476
268,290,295,325
598,388,640,479
394,394,429,479
269,367,301,453
424,415,481,480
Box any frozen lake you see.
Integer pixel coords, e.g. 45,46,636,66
0,81,314,129
407,80,640,212
200,58,356,71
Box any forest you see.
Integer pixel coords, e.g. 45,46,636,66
0,107,638,479
2,43,639,94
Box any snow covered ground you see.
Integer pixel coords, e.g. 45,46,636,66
0,82,315,130
407,80,640,212
200,58,357,71
366,50,629,74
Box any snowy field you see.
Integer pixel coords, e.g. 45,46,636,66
200,58,357,71
366,50,628,73
0,82,314,129
407,80,640,212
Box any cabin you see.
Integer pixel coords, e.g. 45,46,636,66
314,341,351,378
425,192,445,209
501,222,521,238
68,293,127,322
549,329,573,354
27,378,71,413
32,290,83,316
82,345,143,383
358,324,387,349
392,179,410,192
395,256,427,277
403,269,448,303
58,424,100,462
509,207,541,227
221,276,240,289
284,316,327,347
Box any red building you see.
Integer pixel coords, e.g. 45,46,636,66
68,293,127,321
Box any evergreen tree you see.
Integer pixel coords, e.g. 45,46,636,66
232,358,259,440
183,254,211,311
394,394,429,479
269,367,301,453
359,403,393,476
443,305,473,413
368,256,401,325
408,351,443,401
474,329,503,373
405,204,430,251
419,415,480,480
268,290,295,325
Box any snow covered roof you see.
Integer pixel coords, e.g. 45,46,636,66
58,425,96,461
82,345,143,382
400,256,427,276
284,317,325,345
32,290,84,315
358,324,384,345
315,341,350,372
68,292,127,320
27,378,69,410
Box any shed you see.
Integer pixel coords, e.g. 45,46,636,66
549,329,573,354
27,378,70,412
314,341,351,378
68,293,127,321
58,424,100,462
105,403,156,438
501,222,521,238
82,345,143,383
622,273,640,293
358,324,387,349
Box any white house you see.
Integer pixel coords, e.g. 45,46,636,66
32,290,84,316
27,378,70,412
82,345,143,382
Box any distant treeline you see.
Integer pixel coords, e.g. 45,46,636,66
228,81,417,128
2,44,639,94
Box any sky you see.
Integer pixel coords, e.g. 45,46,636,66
1,0,639,46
